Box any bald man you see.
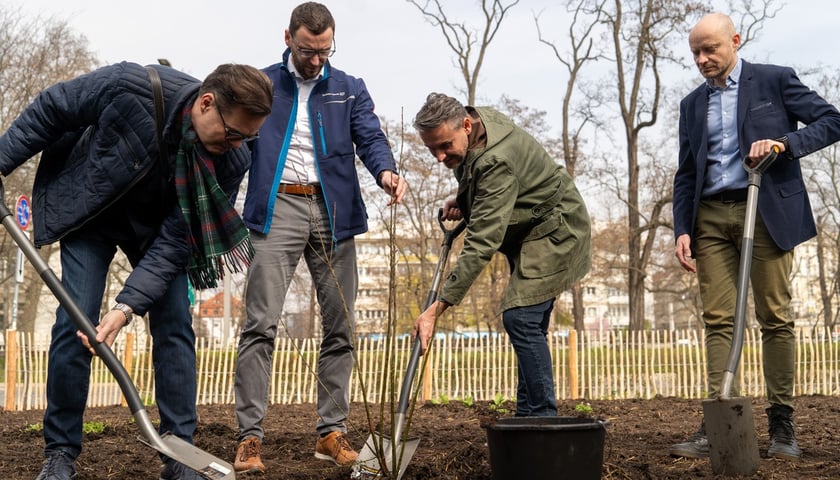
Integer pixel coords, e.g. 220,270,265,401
671,13,840,460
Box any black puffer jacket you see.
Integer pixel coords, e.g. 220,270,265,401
0,62,251,314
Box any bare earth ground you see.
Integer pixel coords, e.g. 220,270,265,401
0,395,838,479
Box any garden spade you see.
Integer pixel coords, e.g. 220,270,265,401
352,210,466,480
0,178,235,480
703,146,780,476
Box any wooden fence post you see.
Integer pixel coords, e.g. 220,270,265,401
569,329,578,399
120,332,135,407
5,329,17,411
421,338,434,402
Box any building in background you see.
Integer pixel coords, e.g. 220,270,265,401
12,227,838,343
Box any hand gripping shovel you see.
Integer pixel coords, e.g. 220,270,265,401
702,146,780,476
0,178,234,480
352,210,466,480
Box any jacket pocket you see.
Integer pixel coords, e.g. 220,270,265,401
748,101,778,120
519,214,571,279
777,178,805,198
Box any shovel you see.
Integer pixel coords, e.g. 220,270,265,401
703,146,780,476
0,178,235,480
352,210,466,480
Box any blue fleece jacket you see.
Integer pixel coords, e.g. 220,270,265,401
243,50,396,242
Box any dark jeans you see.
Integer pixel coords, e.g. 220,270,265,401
502,298,557,417
44,232,196,458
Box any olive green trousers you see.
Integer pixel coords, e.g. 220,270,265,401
695,199,795,407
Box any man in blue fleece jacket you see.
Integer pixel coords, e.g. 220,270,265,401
233,2,407,474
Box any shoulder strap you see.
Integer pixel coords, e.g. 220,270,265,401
145,66,167,160
146,66,172,213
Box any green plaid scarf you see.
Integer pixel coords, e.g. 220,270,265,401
175,106,253,289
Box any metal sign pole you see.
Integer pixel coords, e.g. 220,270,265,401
10,195,30,331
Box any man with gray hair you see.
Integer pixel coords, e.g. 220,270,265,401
411,92,591,417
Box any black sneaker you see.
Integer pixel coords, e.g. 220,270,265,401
160,460,208,480
35,450,77,480
767,405,802,460
669,423,709,458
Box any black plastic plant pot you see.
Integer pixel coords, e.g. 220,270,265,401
484,416,609,480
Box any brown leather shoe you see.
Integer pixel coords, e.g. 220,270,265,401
234,437,266,474
315,431,358,466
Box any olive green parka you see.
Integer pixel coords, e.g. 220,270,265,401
440,107,591,311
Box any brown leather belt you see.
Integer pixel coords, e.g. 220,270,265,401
278,183,321,196
702,188,748,203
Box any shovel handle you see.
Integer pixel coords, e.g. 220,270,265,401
396,209,466,416
423,208,466,307
742,145,780,175
721,147,780,398
0,178,145,415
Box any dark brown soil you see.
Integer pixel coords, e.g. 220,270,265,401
0,395,838,479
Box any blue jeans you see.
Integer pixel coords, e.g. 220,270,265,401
502,299,557,417
44,232,196,458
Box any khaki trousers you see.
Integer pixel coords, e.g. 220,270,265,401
695,199,795,407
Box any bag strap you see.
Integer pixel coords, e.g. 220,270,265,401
146,66,172,214
146,66,168,160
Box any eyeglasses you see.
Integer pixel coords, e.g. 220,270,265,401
291,36,336,60
216,107,259,142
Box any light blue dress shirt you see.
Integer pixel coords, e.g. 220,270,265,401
702,59,746,196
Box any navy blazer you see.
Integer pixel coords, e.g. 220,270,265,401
673,60,840,252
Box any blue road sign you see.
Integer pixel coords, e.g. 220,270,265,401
15,195,30,230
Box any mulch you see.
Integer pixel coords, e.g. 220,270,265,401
1,395,838,479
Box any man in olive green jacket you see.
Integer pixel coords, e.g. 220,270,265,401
412,93,591,416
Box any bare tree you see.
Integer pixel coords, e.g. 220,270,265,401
801,68,840,333
579,0,777,330
408,0,519,105
408,1,606,337
0,7,98,333
598,0,706,330
534,1,606,329
361,117,460,334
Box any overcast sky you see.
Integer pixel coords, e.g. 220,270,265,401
11,0,840,133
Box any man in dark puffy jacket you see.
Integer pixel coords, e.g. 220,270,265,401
0,62,273,480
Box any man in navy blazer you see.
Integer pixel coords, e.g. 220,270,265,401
671,13,840,460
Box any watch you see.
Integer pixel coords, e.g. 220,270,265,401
775,135,791,157
112,303,134,326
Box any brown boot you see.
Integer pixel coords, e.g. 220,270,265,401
234,437,266,474
315,431,358,466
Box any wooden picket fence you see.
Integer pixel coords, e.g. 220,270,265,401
4,327,840,411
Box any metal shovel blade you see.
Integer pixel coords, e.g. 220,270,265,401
136,409,234,480
0,184,235,480
138,434,234,480
702,397,760,476
352,432,420,480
